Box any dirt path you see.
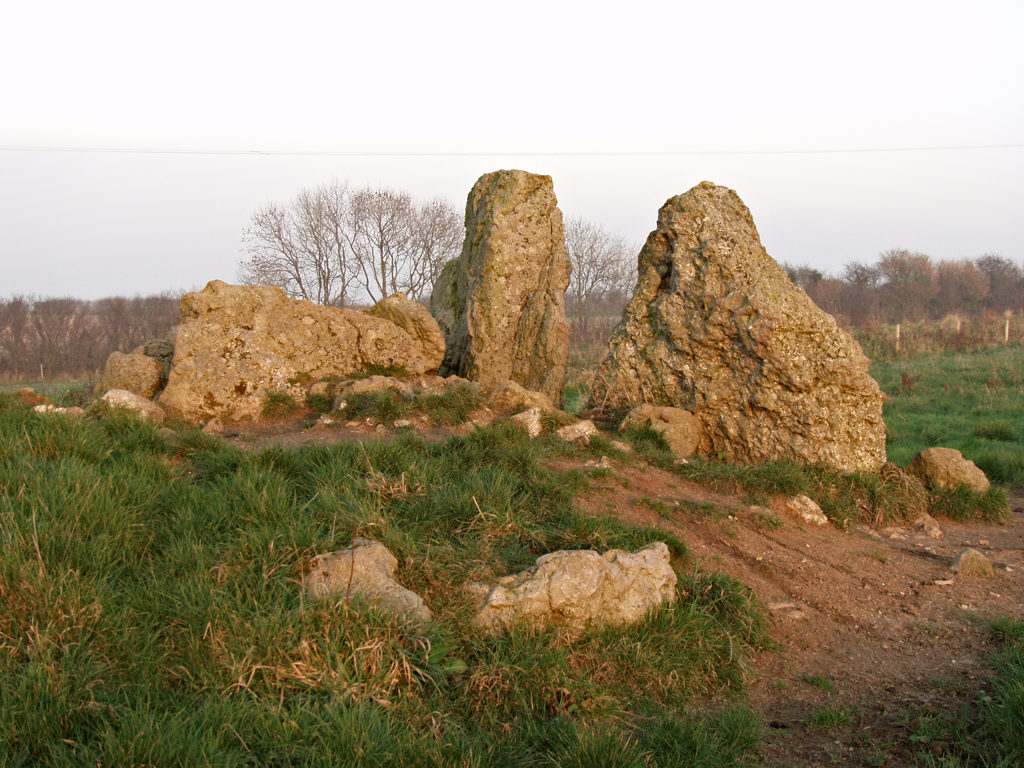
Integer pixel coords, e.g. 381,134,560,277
567,457,1024,767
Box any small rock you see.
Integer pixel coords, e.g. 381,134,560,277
202,417,225,434
102,389,165,423
510,407,543,438
619,404,702,458
303,538,431,623
608,440,634,453
556,419,600,444
907,447,991,494
486,380,556,413
32,404,86,419
470,542,677,631
979,539,990,547
913,512,944,539
785,494,829,526
951,548,995,577
933,578,955,586
393,418,412,428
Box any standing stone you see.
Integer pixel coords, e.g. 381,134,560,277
98,351,165,399
430,170,570,405
589,182,886,473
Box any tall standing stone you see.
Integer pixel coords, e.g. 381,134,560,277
589,182,886,473
430,170,570,405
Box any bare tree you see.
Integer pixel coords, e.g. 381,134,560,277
240,183,353,306
877,248,936,321
347,188,415,303
564,217,635,333
408,198,464,302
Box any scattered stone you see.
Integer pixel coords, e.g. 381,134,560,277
470,542,677,630
589,182,886,473
303,538,431,623
556,419,600,444
366,292,446,373
907,447,991,494
202,417,225,434
913,512,944,539
158,280,438,423
979,539,990,547
951,548,995,577
609,440,634,453
431,170,571,405
98,351,165,399
785,495,829,526
487,380,557,413
393,418,412,428
510,407,543,438
32,404,86,419
619,403,702,457
102,389,165,423
933,578,955,586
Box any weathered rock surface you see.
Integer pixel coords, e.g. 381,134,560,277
158,281,438,422
785,494,829,526
367,293,446,373
619,403,702,458
907,447,991,494
951,548,994,577
589,182,886,473
556,419,600,444
32,404,86,419
303,538,431,623
913,511,944,539
470,542,677,630
102,388,166,423
99,351,165,399
431,170,570,405
487,380,557,413
510,407,544,438
135,339,175,379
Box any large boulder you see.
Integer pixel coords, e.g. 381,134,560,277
907,447,991,494
589,182,886,473
158,281,438,422
430,170,570,405
303,538,431,623
366,292,446,373
99,351,165,399
470,542,677,630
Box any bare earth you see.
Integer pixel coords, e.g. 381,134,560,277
221,419,1023,767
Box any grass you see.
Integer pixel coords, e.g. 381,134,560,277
803,675,835,692
339,384,484,428
807,707,856,729
0,395,768,766
872,345,1024,487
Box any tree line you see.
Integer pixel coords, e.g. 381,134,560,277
0,295,180,380
785,249,1023,328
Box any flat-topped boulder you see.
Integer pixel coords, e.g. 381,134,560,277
590,182,886,473
158,280,442,423
430,170,570,405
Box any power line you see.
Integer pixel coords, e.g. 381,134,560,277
0,143,1022,158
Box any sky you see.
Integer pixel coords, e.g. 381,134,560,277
1,0,1022,299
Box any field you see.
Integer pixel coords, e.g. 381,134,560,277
1,345,1023,766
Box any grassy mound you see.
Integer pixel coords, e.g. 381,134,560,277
0,395,768,767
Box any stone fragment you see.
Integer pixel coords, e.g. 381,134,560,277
608,440,634,454
471,542,676,630
158,281,434,423
913,512,944,539
487,380,557,413
907,447,991,494
619,403,702,458
102,388,165,423
785,495,829,526
366,292,446,373
951,548,994,577
99,351,165,399
510,407,544,438
303,538,431,623
32,404,86,419
589,182,886,473
556,419,600,444
430,170,570,405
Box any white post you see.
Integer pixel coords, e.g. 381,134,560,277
895,323,901,352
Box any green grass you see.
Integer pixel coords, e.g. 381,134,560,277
0,395,767,766
339,384,484,428
872,345,1024,486
807,707,856,729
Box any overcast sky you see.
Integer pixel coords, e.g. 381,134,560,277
2,0,1021,299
